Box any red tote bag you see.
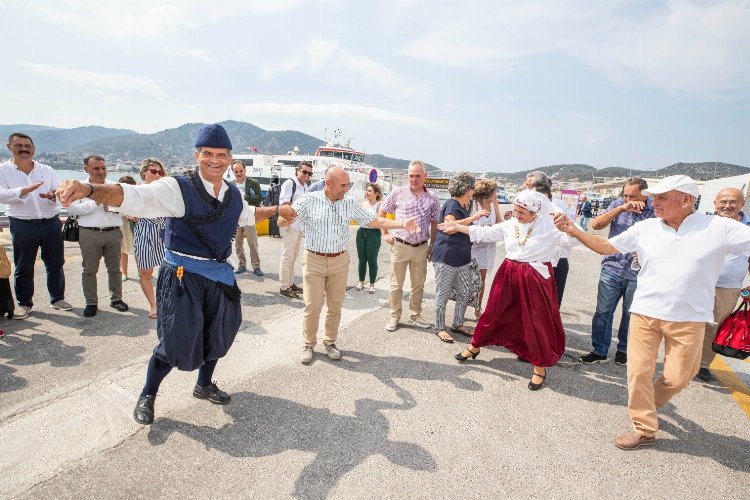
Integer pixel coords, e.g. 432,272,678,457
712,290,750,360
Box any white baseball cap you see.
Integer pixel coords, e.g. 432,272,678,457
642,175,699,198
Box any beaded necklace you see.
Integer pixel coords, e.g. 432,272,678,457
514,217,537,247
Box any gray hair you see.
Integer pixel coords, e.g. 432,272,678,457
408,160,427,172
448,172,477,197
526,171,552,190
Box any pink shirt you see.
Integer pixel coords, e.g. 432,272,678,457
380,185,440,244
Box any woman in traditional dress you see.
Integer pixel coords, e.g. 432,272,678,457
470,178,501,319
134,158,167,319
431,173,489,343
355,183,383,293
438,189,568,390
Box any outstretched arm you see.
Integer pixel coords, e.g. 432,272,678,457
554,212,619,255
58,180,124,208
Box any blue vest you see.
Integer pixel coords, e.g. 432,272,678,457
164,171,243,262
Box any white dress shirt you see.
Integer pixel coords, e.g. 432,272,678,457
279,177,306,232
0,160,61,219
66,180,123,228
610,212,750,322
117,173,256,226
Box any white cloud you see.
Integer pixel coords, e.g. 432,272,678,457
20,62,168,99
164,47,215,63
239,102,434,128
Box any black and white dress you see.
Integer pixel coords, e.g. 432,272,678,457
134,217,166,270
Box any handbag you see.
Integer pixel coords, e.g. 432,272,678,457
61,216,80,242
712,290,750,360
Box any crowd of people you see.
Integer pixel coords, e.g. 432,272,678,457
3,126,749,451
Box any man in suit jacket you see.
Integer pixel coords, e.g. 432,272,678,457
230,160,264,275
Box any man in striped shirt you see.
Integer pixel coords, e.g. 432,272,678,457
281,166,417,363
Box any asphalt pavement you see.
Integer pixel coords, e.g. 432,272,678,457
1,226,749,499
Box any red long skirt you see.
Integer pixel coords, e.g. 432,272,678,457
471,259,565,367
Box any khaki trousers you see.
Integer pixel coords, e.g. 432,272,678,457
701,287,741,369
627,313,705,437
388,241,429,321
234,225,260,269
79,227,123,305
301,250,349,347
279,226,303,288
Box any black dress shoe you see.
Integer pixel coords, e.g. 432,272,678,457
290,283,303,293
193,382,231,404
133,394,156,425
110,300,129,312
528,370,547,391
83,304,98,317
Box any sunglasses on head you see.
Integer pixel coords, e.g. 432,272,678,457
147,168,165,176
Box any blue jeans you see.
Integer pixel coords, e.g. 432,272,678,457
591,269,636,356
580,216,591,231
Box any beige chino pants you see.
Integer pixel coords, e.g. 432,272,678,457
234,225,260,270
301,250,349,347
279,226,303,288
701,287,741,369
627,313,705,437
388,241,429,321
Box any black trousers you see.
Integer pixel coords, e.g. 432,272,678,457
554,258,569,307
9,217,65,307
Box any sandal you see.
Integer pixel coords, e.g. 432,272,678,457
450,324,473,337
436,330,454,343
474,307,482,320
149,312,158,319
455,347,480,361
528,369,547,391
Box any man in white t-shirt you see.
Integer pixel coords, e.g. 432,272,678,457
278,162,310,298
696,187,750,382
553,175,750,451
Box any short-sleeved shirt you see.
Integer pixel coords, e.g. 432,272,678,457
609,212,750,322
431,199,472,267
380,185,440,244
293,192,375,253
600,197,655,280
716,211,750,288
280,177,307,232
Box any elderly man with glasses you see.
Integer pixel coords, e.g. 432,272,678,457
278,162,312,298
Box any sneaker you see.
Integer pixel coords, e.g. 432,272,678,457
368,283,375,294
579,352,608,364
121,274,129,282
385,318,399,332
110,300,129,312
192,382,231,404
51,300,73,311
409,316,432,329
83,305,98,317
614,431,655,450
253,268,264,277
280,287,300,299
13,305,31,320
234,265,247,275
355,282,364,291
695,367,716,382
290,283,303,293
300,345,314,364
614,351,627,366
325,343,342,360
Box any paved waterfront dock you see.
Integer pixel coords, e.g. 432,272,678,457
1,228,749,499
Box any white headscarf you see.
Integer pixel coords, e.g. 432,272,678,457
514,189,551,216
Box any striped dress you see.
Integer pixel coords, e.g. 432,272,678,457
134,217,166,270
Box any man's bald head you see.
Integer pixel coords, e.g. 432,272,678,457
325,166,351,201
714,187,745,220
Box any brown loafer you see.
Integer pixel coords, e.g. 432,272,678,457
614,431,655,450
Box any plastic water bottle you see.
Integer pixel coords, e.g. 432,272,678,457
630,252,641,271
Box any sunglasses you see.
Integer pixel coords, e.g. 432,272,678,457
300,170,313,176
147,168,165,176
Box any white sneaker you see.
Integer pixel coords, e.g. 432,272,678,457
325,343,342,360
385,318,399,332
409,316,432,329
368,284,375,294
51,300,73,311
300,346,314,364
13,305,31,320
355,282,364,291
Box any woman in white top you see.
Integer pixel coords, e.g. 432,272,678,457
438,190,568,391
355,183,383,293
470,178,501,318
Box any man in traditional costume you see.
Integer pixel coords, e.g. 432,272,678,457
57,124,295,425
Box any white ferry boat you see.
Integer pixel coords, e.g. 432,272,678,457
230,129,394,200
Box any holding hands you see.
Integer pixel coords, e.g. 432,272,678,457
56,180,90,207
437,220,458,234
553,212,578,234
622,200,646,213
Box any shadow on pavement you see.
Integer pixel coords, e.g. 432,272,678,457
0,363,27,392
147,392,436,498
0,330,85,369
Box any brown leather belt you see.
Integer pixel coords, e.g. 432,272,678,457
307,249,346,258
394,237,428,247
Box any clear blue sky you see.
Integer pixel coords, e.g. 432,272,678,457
1,0,748,172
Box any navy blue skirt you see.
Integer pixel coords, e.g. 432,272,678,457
153,263,242,371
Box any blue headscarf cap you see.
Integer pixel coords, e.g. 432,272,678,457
195,124,232,150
